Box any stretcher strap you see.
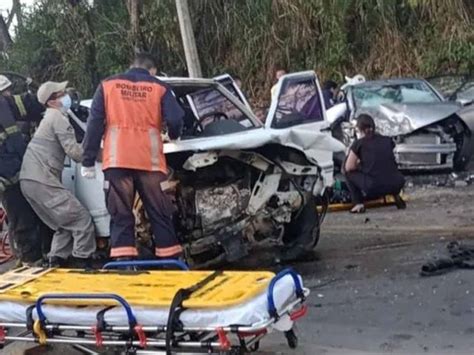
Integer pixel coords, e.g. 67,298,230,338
267,268,305,319
96,305,115,331
165,270,223,355
25,304,36,331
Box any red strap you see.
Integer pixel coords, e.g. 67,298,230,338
134,325,147,348
216,327,231,351
0,326,5,343
92,326,103,347
290,304,308,321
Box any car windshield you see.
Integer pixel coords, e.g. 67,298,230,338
189,87,255,129
352,81,441,109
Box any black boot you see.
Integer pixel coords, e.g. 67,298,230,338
67,256,94,269
48,256,68,268
394,194,407,210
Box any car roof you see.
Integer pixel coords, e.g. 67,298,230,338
354,78,427,87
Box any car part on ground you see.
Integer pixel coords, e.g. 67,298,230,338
421,241,474,277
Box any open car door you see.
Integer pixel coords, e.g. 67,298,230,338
213,74,252,111
266,71,329,130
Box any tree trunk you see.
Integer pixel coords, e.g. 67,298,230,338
0,16,13,52
12,0,23,29
127,0,143,53
176,0,202,77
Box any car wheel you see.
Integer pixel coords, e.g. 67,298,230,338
453,131,472,171
283,196,320,250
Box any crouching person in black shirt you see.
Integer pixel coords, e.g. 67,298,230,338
344,114,406,213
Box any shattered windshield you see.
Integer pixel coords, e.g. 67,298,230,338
352,81,441,109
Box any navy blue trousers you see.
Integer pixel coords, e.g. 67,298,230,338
104,168,182,258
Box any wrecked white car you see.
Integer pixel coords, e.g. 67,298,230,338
64,71,344,267
328,77,474,171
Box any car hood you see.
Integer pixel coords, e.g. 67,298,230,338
356,102,462,136
165,124,345,163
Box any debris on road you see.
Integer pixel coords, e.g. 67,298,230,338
421,241,474,276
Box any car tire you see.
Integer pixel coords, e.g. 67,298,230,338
453,131,472,171
283,195,320,250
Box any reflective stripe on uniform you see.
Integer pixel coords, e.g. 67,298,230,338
108,126,119,166
13,95,27,118
148,128,160,170
155,245,183,257
0,131,7,145
0,171,20,188
110,246,138,258
4,125,19,135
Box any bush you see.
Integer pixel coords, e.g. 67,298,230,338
1,0,472,102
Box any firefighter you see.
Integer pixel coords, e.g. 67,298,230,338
20,81,96,268
0,75,47,265
82,52,184,260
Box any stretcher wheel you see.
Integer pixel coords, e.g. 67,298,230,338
249,340,260,351
285,328,298,349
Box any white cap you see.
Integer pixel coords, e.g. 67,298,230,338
0,75,12,92
37,81,68,105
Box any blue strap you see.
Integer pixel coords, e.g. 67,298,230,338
35,293,137,328
102,259,189,271
267,268,304,319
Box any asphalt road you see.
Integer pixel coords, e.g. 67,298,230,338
4,184,474,354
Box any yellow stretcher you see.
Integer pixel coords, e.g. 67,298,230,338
0,260,309,354
0,267,274,308
319,194,408,213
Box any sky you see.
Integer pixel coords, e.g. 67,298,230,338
0,0,35,15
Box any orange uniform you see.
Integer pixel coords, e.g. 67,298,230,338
83,68,184,259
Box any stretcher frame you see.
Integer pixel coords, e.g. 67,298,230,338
0,260,309,354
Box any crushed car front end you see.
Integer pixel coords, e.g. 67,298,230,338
66,74,343,267
337,78,474,171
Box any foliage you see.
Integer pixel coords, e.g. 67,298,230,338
0,0,472,102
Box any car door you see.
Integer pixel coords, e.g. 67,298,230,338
213,74,252,111
265,71,329,130
265,71,344,186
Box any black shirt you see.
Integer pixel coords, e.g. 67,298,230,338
350,134,401,183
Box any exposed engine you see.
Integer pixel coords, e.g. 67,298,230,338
135,147,326,268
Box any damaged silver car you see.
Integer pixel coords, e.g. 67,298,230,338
64,72,345,267
328,77,474,171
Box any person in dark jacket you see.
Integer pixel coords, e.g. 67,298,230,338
82,52,184,260
344,114,406,213
322,80,338,109
0,75,47,264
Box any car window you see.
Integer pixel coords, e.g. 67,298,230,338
353,82,441,109
456,81,474,101
189,87,254,129
271,76,324,128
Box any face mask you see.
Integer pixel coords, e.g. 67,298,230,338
60,94,72,113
